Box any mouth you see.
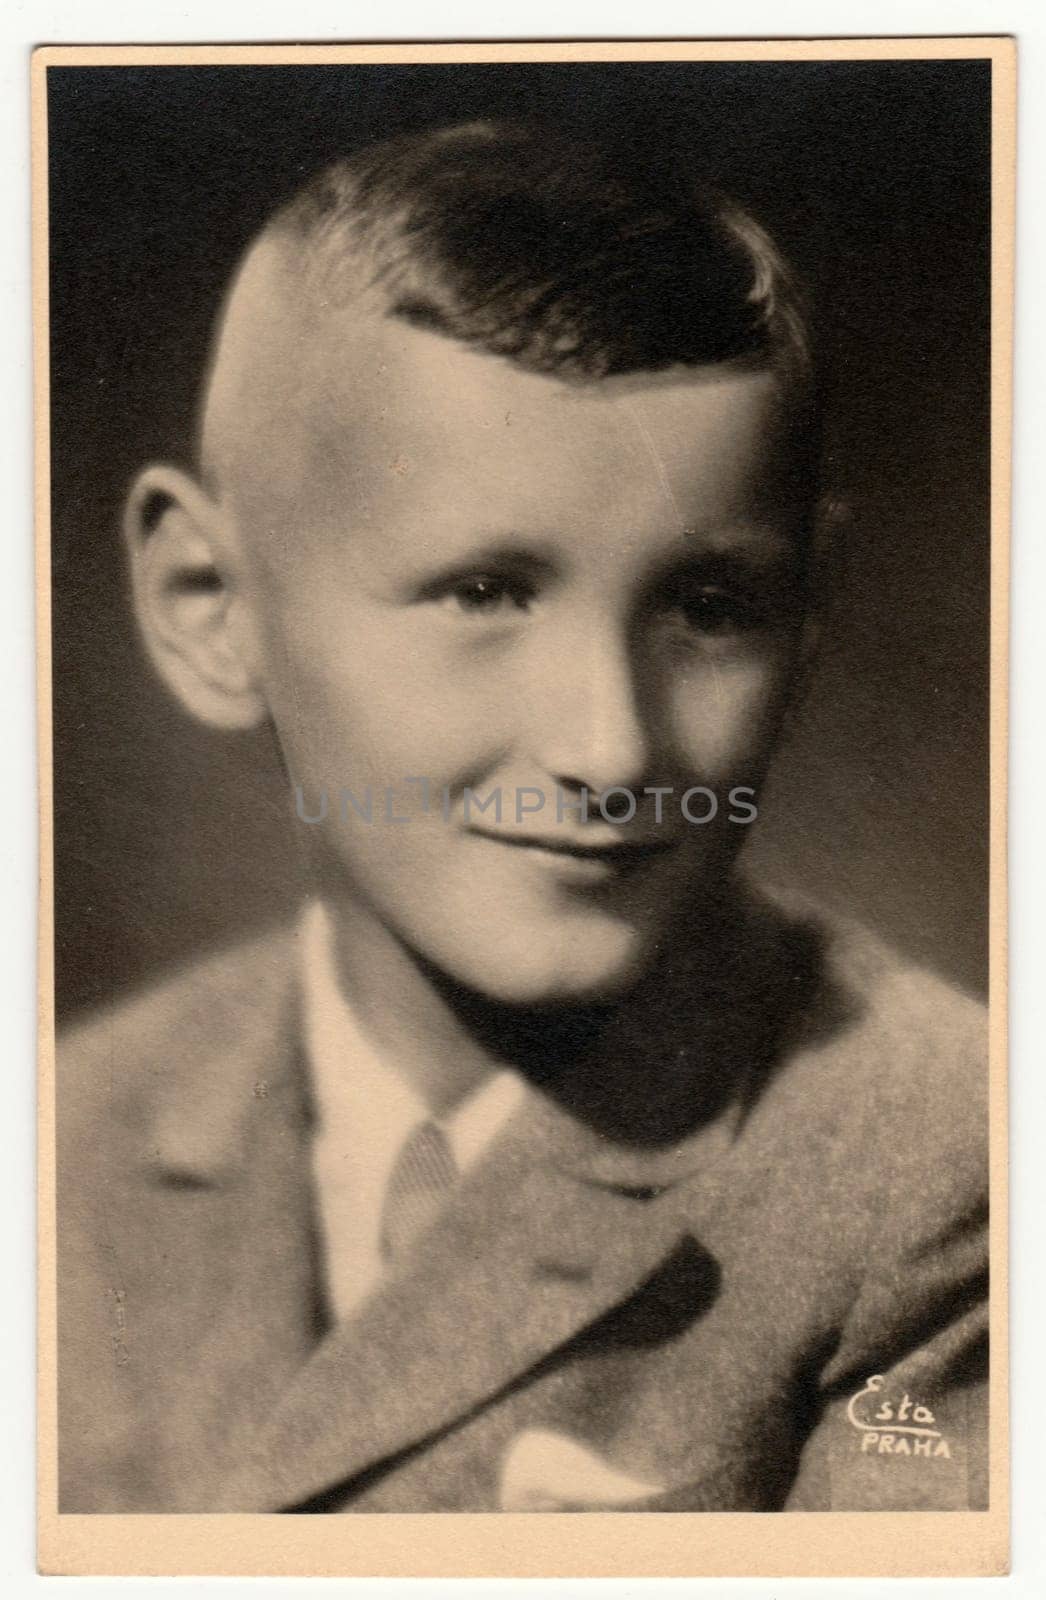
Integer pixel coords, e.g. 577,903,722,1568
467,828,679,873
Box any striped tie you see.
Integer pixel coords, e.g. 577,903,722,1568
379,1118,458,1264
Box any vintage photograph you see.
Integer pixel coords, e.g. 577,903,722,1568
37,39,1010,1577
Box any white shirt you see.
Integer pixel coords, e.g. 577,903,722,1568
302,901,526,1322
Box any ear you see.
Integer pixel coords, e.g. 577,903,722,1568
124,463,267,730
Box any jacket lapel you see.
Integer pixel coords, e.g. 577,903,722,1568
224,1082,712,1511
122,930,326,1506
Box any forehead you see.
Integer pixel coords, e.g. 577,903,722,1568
343,332,778,514
208,252,792,545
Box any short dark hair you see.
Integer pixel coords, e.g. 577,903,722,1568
269,120,814,390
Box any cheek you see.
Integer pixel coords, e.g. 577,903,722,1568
667,653,791,776
261,605,505,788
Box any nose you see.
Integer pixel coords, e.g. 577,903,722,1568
531,622,653,800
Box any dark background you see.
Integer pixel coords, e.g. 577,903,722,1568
48,60,991,1020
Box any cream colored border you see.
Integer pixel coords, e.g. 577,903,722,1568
34,36,1014,1579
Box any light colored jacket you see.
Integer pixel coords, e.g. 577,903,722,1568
56,893,988,1513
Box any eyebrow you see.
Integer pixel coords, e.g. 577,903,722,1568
408,535,562,576
677,519,797,568
397,522,797,591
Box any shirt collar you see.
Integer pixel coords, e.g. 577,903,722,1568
300,898,525,1176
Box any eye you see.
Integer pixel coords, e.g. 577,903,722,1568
441,573,535,616
661,580,764,638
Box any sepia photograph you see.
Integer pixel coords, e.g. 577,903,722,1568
35,37,1011,1578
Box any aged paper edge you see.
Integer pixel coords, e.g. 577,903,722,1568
33,34,1014,1579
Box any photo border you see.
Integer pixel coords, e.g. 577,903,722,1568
33,34,1014,1578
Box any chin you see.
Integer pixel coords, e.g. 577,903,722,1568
448,923,654,1008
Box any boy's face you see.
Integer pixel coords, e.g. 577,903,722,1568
222,309,806,1003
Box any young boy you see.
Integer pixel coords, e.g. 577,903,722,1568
57,121,987,1514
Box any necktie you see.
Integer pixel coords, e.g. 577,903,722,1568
379,1118,458,1263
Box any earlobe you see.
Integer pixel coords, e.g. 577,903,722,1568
124,463,268,730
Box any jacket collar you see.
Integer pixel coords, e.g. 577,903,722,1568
143,923,308,1187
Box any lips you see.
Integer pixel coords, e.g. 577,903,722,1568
467,829,678,866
